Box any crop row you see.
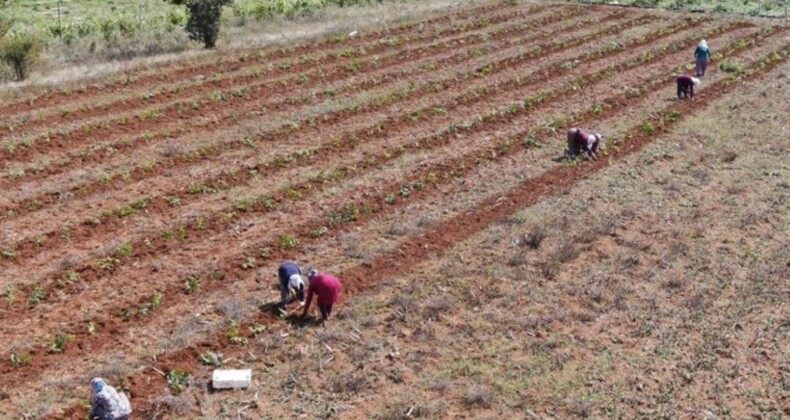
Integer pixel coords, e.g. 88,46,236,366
0,23,776,377
125,42,790,418
0,4,555,137
0,19,719,302
0,7,603,173
0,9,603,205
10,31,788,419
0,8,601,171
0,7,587,174
0,14,677,269
0,1,515,116
0,11,648,233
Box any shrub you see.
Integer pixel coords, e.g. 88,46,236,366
166,0,232,48
719,60,742,73
0,32,43,81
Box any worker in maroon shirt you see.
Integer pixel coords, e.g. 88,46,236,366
301,269,342,321
676,74,700,99
566,127,602,161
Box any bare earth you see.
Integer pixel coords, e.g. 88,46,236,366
0,1,787,418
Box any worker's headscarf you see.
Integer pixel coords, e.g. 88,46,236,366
691,77,701,86
91,377,106,393
593,133,603,144
307,269,318,281
698,40,708,51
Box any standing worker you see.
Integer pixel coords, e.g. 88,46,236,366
676,73,701,99
566,127,602,161
278,261,306,310
89,378,132,420
694,39,712,77
302,269,342,321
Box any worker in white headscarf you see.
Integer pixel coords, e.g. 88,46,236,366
89,378,132,420
694,39,712,77
277,261,306,310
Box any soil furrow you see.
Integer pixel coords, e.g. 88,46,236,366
0,8,595,191
0,1,514,116
0,8,621,171
0,14,668,236
0,16,687,273
0,5,561,137
1,25,778,390
39,37,790,420
0,6,544,156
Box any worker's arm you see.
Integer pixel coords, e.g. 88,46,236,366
301,285,314,317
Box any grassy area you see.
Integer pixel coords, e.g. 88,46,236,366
3,0,404,40
0,0,428,83
576,0,788,17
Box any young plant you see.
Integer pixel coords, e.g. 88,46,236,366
198,351,223,367
166,369,190,394
278,234,299,249
117,243,134,258
29,285,45,305
138,291,164,315
48,334,75,354
184,276,201,294
10,353,32,367
226,321,248,345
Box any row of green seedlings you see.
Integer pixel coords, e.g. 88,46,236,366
0,0,513,116
0,16,706,268
64,45,790,411
0,10,639,224
60,22,757,310
0,8,594,195
165,41,790,366
0,18,727,304
5,35,674,280
0,4,550,139
0,11,631,230
0,6,573,163
0,13,598,218
4,34,779,373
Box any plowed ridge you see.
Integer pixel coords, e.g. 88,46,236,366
0,2,786,418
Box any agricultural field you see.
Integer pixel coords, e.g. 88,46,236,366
0,0,788,418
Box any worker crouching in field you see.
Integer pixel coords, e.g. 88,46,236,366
566,127,602,161
89,378,132,420
302,269,342,321
676,74,700,99
278,261,306,309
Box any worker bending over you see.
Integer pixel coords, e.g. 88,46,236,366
302,269,342,321
278,261,306,309
567,127,602,161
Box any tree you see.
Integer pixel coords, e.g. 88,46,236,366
0,33,43,81
166,0,232,49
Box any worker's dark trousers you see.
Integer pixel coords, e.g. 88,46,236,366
318,303,333,320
